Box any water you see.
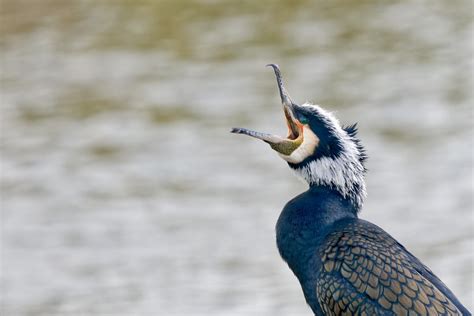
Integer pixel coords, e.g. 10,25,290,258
1,1,473,315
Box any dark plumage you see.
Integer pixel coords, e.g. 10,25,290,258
277,187,468,315
232,64,470,315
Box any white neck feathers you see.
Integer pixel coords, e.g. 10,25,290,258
290,104,367,209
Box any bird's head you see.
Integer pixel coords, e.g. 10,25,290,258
232,64,367,210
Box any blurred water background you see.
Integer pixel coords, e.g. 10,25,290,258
1,1,473,315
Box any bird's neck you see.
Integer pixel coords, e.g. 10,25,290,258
276,184,358,284
307,184,361,216
291,154,367,210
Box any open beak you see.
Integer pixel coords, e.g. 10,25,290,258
231,64,303,156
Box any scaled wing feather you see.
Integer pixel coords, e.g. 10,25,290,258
317,222,461,315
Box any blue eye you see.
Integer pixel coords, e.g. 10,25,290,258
298,113,309,124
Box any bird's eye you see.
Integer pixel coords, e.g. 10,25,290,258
298,113,309,124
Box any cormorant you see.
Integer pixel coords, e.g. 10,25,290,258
231,64,470,315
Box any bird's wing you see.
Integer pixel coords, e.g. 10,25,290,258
316,220,462,315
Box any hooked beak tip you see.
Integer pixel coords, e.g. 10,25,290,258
267,63,293,107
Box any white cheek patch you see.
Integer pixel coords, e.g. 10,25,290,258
279,126,319,164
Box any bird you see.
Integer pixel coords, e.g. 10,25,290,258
231,64,470,316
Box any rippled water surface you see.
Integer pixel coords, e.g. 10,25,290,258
1,1,473,315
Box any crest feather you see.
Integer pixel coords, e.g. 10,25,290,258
343,123,368,169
